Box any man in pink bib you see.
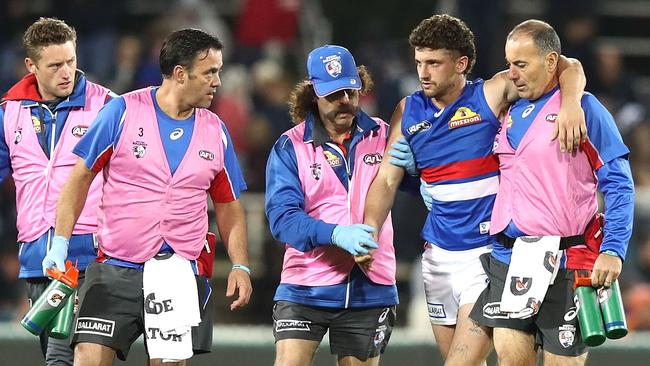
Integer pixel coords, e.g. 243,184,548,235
469,20,634,366
265,45,397,366
45,29,252,365
0,18,113,365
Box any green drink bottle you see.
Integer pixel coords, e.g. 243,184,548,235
21,261,79,336
598,279,628,339
574,273,606,347
47,290,76,339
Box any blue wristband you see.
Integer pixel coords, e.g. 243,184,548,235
601,250,620,258
231,264,251,275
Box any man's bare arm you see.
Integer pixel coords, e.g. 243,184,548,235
214,199,252,310
363,99,408,232
55,159,98,239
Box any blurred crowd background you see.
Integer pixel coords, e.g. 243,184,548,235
0,0,649,336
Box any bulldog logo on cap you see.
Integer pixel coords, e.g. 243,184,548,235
307,45,362,97
324,55,342,77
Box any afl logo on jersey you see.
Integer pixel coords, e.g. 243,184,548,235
545,114,558,123
363,153,382,165
448,107,482,129
71,125,89,138
199,150,215,161
407,120,432,135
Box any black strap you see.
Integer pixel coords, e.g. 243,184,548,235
496,233,584,250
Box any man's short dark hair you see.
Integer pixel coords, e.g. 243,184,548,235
408,14,476,75
508,20,562,56
159,28,224,77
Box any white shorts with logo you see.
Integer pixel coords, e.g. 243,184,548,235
421,243,492,325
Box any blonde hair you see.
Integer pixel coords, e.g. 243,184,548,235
23,17,77,61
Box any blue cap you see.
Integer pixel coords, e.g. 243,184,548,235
307,45,361,97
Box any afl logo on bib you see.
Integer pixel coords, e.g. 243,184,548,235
363,153,382,166
71,125,88,138
546,114,558,123
198,150,215,161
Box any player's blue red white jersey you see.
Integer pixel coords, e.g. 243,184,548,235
402,79,500,251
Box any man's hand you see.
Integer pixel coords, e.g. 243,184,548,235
42,236,69,276
590,252,622,287
226,267,252,310
354,253,374,272
331,224,378,256
388,137,417,176
552,101,587,152
354,227,378,271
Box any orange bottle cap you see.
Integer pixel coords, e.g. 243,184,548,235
573,270,593,289
45,260,79,288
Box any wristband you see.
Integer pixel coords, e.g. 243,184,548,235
601,250,619,258
232,264,251,275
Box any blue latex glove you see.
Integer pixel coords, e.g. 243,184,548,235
331,224,379,256
420,179,433,211
388,137,418,176
42,235,69,276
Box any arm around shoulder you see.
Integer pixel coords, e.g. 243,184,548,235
555,56,587,151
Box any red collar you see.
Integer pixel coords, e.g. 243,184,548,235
2,73,44,102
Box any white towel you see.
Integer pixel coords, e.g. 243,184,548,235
500,236,561,319
143,253,201,362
